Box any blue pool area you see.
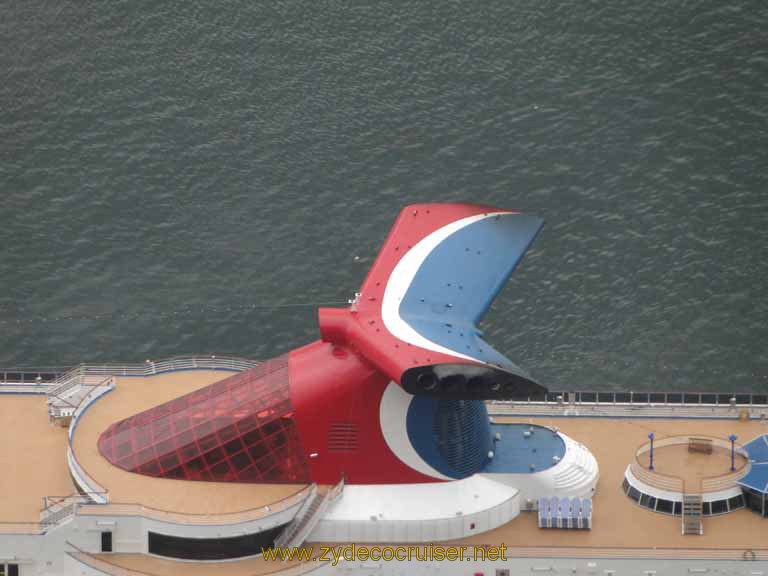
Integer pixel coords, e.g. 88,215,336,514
738,435,768,494
482,423,566,474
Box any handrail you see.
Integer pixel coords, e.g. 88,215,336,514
636,435,749,458
41,503,76,526
0,368,67,383
47,367,86,402
62,358,259,509
76,484,313,526
632,435,749,494
65,376,113,501
1,493,108,534
629,461,683,492
9,376,768,402
68,377,115,440
277,478,346,549
327,476,345,502
274,486,320,549
67,448,109,503
75,355,257,376
48,356,257,398
683,478,703,494
492,389,768,407
702,460,752,492
43,492,107,507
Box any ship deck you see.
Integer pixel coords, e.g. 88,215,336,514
72,370,308,516
636,441,747,487
0,395,74,525
70,415,768,575
458,416,768,550
72,549,320,576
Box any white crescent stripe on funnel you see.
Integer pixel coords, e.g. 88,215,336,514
381,211,508,363
379,382,451,480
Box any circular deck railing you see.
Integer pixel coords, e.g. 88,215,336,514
631,434,750,494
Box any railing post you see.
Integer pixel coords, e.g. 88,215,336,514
648,433,655,471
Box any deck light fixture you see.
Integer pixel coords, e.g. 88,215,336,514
648,432,655,471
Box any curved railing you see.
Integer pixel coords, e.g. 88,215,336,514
40,493,106,526
76,483,314,526
62,357,258,499
702,460,752,493
64,376,114,501
67,377,115,440
632,435,749,494
74,355,257,377
48,355,257,402
629,461,683,492
67,448,109,504
68,378,309,521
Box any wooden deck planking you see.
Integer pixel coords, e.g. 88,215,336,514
458,416,768,550
0,395,73,522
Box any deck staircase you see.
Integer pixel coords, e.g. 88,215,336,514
47,367,110,420
275,479,344,550
682,494,703,535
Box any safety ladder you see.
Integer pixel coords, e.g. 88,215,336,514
682,493,703,535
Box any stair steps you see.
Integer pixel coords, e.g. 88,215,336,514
47,369,111,419
682,494,703,535
275,479,345,550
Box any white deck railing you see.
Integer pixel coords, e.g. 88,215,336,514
63,377,115,501
68,355,257,378
47,355,256,399
76,484,313,526
631,435,750,495
66,377,115,440
492,390,768,407
67,448,109,504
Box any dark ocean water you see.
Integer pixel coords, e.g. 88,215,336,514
1,0,767,392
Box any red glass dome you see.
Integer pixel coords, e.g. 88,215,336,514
98,356,310,483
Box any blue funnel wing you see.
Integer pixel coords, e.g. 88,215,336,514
340,204,545,399
398,212,543,371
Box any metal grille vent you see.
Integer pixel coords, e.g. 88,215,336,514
328,422,358,453
432,399,491,477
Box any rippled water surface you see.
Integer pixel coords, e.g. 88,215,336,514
1,0,767,391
